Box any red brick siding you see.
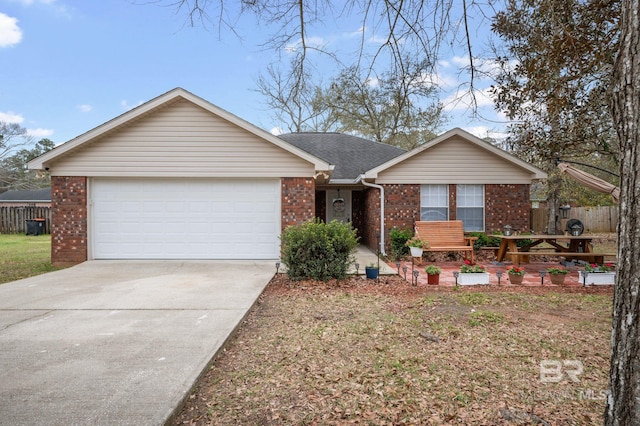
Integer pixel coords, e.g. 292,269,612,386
383,184,420,245
51,176,87,266
281,177,315,230
362,184,420,253
361,183,531,252
485,184,531,233
363,187,380,249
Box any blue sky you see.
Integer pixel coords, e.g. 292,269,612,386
1,0,508,145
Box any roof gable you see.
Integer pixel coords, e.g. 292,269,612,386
28,88,331,175
365,128,547,183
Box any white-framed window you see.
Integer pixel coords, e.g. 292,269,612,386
420,184,449,221
456,184,484,231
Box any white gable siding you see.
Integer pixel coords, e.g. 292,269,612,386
50,99,314,177
376,136,535,184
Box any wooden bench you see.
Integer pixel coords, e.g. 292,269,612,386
415,220,478,263
506,251,616,266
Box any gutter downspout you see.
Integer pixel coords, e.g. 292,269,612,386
359,175,386,256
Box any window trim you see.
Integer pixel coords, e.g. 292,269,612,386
456,184,485,232
420,184,449,221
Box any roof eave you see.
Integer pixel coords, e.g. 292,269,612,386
327,178,361,185
0,200,50,203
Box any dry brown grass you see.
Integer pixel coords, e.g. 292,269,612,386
173,276,612,425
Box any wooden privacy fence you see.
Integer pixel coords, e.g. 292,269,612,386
0,207,51,234
531,206,618,233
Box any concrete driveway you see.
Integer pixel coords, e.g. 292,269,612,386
0,260,274,425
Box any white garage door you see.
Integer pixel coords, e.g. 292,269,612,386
91,178,281,259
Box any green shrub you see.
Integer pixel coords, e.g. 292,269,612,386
281,219,359,281
389,227,412,260
468,232,502,250
516,238,534,248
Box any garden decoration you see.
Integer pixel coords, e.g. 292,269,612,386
506,265,526,285
580,262,615,285
547,266,569,285
458,260,490,285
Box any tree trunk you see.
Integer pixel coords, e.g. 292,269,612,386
605,0,640,424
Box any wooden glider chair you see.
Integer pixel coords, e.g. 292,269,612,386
414,220,477,263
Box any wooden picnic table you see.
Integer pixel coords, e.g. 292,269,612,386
490,234,603,265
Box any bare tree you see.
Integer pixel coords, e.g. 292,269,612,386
0,122,30,161
255,61,331,133
161,0,486,88
313,62,445,149
1,138,54,191
0,122,32,192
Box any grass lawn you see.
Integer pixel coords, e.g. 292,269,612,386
174,276,613,425
0,234,59,284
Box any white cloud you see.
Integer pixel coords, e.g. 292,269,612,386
364,76,379,87
11,0,57,5
11,0,72,19
345,26,365,38
0,112,53,139
451,55,470,67
270,126,283,136
0,111,24,123
0,13,23,47
285,36,325,53
421,71,457,90
463,126,508,141
439,56,518,84
26,127,54,138
120,100,143,111
77,104,92,112
367,34,388,44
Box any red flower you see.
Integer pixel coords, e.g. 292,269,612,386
464,259,472,265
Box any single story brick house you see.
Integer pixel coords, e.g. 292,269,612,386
29,88,546,266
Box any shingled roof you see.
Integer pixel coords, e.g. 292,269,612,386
0,188,51,202
277,132,406,181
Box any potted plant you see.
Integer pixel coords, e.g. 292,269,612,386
365,262,379,279
424,265,441,285
579,262,615,285
457,260,490,285
506,265,526,285
406,237,428,258
547,266,569,285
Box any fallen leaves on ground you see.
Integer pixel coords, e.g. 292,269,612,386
173,275,612,425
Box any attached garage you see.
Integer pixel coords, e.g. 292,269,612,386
91,178,281,259
28,88,331,266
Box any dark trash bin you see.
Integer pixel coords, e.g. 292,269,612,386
26,218,46,236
